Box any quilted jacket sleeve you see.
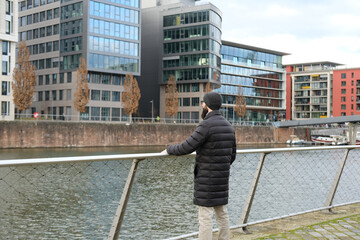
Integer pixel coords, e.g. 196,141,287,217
230,134,237,165
167,122,209,156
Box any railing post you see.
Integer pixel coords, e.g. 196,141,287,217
238,152,268,233
108,158,143,240
324,148,351,212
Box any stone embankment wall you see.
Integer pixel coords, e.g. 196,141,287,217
0,121,310,148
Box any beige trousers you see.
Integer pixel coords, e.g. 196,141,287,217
198,205,230,240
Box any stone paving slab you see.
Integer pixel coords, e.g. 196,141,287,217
224,203,360,240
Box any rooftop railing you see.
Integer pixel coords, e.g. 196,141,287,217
1,146,360,239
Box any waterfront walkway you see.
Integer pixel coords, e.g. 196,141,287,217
225,203,360,240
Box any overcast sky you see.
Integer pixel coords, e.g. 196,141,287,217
207,0,360,67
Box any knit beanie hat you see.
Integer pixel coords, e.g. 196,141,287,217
203,92,222,110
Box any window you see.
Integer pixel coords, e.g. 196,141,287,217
352,73,354,78
2,41,9,55
33,13,39,23
183,98,190,106
341,89,346,94
6,21,11,34
60,73,64,83
352,80,354,86
112,108,120,121
33,44,38,54
53,24,59,35
40,27,45,37
47,26,52,36
38,75,43,85
52,74,57,84
45,74,50,84
101,90,110,101
53,41,59,51
341,97,346,102
38,91,43,101
5,0,11,14
33,29,39,39
192,97,199,106
2,81,11,95
2,61,8,75
39,43,45,53
113,75,121,85
341,73,346,79
66,89,72,100
46,58,51,69
40,11,46,22
91,107,100,120
101,107,110,121
59,90,63,100
67,72,72,83
54,8,59,18
46,42,52,52
52,90,56,100
1,101,10,116
192,83,199,92
45,91,50,101
341,104,346,110
47,9,52,20
102,74,111,84
341,81,346,86
91,90,100,100
112,91,120,101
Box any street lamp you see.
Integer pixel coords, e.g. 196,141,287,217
150,100,154,123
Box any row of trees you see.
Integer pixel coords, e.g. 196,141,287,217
12,42,246,121
12,42,142,121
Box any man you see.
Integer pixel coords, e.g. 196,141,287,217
162,92,237,240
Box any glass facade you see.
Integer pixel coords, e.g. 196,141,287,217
222,45,283,69
17,0,140,122
162,8,222,122
217,43,286,122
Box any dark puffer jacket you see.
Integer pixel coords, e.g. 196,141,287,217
167,110,237,207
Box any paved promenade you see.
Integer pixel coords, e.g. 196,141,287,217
224,203,360,240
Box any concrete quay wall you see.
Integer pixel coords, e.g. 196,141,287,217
0,121,309,148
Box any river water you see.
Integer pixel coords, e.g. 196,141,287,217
1,145,359,239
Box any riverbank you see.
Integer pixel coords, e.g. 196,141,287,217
0,121,310,148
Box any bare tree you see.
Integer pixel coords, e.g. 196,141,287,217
12,41,36,116
121,73,141,123
165,75,178,120
234,86,246,121
73,57,89,115
204,82,211,93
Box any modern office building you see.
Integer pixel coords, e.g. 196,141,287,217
18,0,141,121
140,0,222,122
1,0,17,121
217,41,288,123
285,61,343,120
332,68,360,117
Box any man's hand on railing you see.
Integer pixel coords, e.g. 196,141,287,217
161,149,168,154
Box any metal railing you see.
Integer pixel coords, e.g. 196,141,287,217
1,146,360,239
12,113,276,126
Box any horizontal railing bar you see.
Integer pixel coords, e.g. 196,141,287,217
164,200,360,240
1,145,360,167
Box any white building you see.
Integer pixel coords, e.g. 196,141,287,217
1,0,17,120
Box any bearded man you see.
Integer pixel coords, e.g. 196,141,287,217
162,92,237,240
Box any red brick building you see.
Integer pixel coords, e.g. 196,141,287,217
332,69,360,117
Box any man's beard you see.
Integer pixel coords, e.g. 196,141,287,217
201,107,208,119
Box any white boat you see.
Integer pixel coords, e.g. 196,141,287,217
311,135,348,145
287,135,305,145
